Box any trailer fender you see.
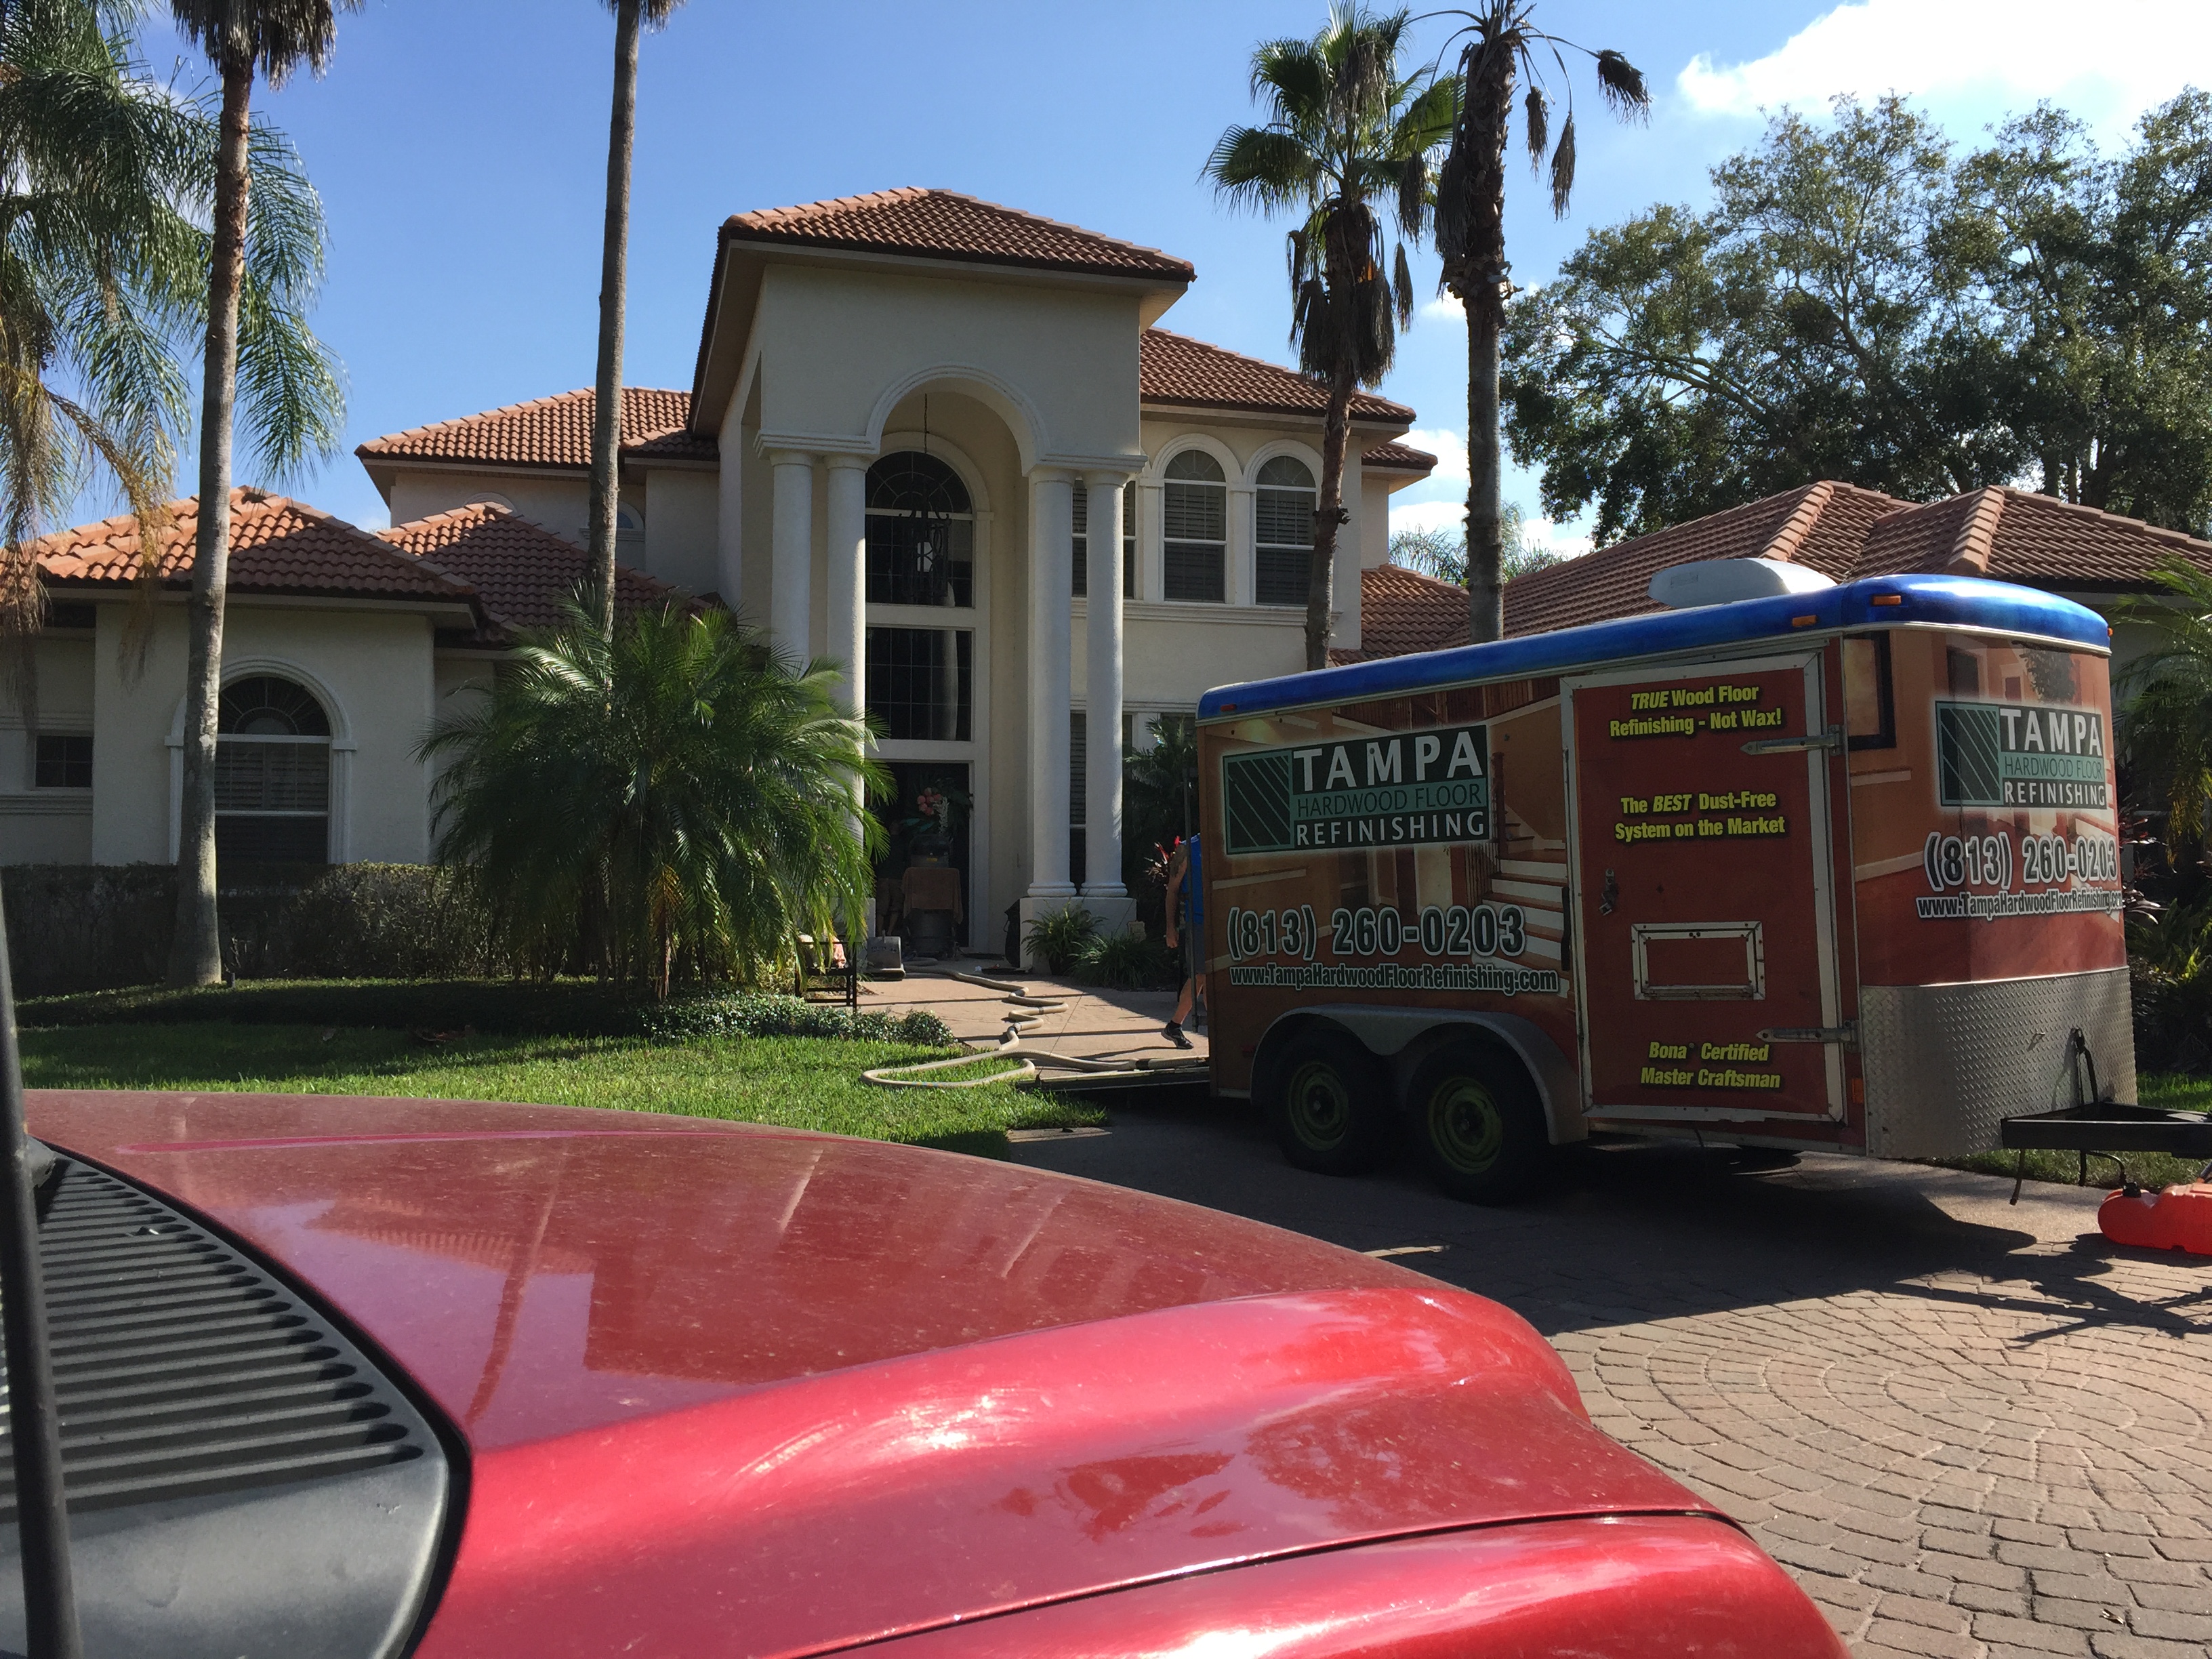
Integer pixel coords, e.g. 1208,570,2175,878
1250,1006,1584,1147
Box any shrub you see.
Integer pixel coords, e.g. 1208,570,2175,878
1073,927,1174,989
1025,904,1099,974
19,979,955,1048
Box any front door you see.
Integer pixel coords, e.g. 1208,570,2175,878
1566,653,1844,1123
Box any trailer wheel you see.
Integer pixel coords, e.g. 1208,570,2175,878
1265,1030,1395,1175
1408,1043,1548,1205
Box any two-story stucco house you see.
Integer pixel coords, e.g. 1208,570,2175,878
2,189,1438,956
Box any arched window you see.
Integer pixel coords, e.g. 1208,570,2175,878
866,451,974,607
1162,450,1226,603
616,503,644,548
216,674,331,863
1254,455,1317,607
1071,480,1136,600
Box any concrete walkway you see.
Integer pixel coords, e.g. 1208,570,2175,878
858,962,1208,1069
1006,1088,2212,1659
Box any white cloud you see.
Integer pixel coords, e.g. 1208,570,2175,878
1419,291,1465,325
1397,426,1470,489
1679,0,2211,131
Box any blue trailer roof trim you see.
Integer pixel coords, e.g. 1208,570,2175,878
1197,575,2109,722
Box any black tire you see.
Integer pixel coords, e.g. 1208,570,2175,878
1263,1029,1395,1175
1407,1042,1550,1204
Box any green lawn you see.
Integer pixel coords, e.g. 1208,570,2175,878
18,1023,1101,1157
1937,1071,2212,1189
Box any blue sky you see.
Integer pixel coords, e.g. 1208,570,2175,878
125,0,2211,548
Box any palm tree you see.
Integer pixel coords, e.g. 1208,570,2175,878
1431,2,1648,642
422,604,886,998
165,0,352,987
0,1,328,660
1206,5,1456,671
587,0,686,639
2121,559,2212,853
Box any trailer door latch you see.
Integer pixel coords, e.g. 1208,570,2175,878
1757,1022,1858,1048
1742,724,1844,756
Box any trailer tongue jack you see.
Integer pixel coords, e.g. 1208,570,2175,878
2000,1029,2212,1205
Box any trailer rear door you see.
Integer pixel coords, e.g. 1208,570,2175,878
1565,651,1845,1125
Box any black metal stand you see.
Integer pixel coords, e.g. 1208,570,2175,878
0,890,81,1657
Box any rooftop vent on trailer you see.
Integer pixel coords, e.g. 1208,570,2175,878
1648,557,1835,610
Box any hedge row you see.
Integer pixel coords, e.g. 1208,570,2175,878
22,979,954,1048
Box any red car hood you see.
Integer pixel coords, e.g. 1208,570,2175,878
32,1092,1717,1658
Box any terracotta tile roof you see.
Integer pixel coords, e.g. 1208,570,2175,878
356,387,712,472
1858,486,2212,588
1502,483,1909,637
1330,564,1472,663
722,188,1193,283
1140,329,1414,423
378,504,685,640
32,490,478,609
1361,441,1436,472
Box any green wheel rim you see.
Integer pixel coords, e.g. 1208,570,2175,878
1428,1076,1505,1174
1285,1059,1353,1151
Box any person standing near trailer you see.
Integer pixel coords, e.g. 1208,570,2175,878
1163,834,1207,1048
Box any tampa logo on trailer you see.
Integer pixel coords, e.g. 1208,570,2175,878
1933,701,2108,811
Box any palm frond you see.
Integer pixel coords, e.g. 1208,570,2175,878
1593,49,1651,121
1523,84,1548,171
1204,124,1319,213
1392,241,1414,328
1549,110,1577,216
167,0,363,85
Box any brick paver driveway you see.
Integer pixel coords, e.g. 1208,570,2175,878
1010,1096,2212,1659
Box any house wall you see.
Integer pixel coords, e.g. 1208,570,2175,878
0,634,97,862
386,470,597,546
642,469,719,598
85,600,439,867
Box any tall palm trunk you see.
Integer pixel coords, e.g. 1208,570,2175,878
588,0,642,639
167,55,252,988
1462,43,1514,644
1308,369,1355,671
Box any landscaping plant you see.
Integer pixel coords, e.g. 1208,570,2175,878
1025,905,1099,976
165,0,354,987
1429,0,1649,639
422,602,885,997
1073,928,1173,991
585,0,686,636
1204,4,1456,670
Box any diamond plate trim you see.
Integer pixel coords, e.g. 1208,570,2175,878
1859,968,2135,1159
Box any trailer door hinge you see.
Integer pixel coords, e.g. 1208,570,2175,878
1757,1022,1858,1048
1742,724,1844,756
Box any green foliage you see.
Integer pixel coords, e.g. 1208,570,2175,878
0,0,342,599
1505,92,2212,545
1387,507,1563,584
422,602,886,995
1025,905,1099,975
2119,558,2212,844
2130,886,2212,1072
22,977,953,1048
1123,714,1199,901
1072,928,1174,990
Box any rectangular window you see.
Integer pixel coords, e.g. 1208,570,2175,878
1163,478,1227,603
33,733,91,788
1843,634,1896,751
866,627,972,741
1071,483,1137,600
1254,485,1316,607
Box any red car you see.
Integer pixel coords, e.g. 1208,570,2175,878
13,1090,1846,1658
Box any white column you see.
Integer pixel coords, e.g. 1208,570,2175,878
768,450,815,663
1084,472,1128,897
1228,483,1256,607
1136,479,1164,602
1027,470,1076,898
823,455,869,717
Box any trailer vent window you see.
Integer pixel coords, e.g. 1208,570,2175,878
1631,922,1765,1000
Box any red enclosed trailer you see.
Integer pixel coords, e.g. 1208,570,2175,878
1195,571,2146,1202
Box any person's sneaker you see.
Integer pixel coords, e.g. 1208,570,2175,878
1162,1021,1192,1048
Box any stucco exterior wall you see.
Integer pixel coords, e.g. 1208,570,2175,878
386,470,597,547
0,634,97,861
85,600,438,867
642,470,719,596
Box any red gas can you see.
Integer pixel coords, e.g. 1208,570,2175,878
2099,1183,2212,1255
